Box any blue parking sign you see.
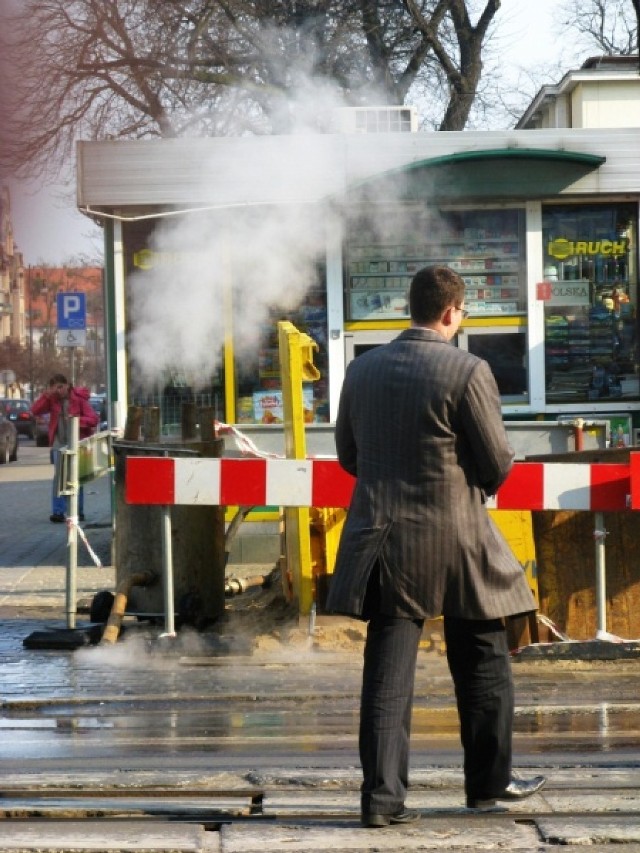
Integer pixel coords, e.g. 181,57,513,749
57,292,87,330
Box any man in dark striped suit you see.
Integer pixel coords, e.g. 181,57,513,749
327,265,546,826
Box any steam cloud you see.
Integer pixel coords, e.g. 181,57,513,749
129,199,338,389
127,36,367,393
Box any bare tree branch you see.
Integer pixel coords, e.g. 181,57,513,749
557,0,638,60
0,0,510,180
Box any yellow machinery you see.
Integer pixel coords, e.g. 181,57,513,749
278,320,539,620
490,510,539,605
278,320,322,614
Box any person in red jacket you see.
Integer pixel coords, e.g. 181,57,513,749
31,373,99,523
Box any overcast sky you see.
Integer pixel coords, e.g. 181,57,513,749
6,0,570,265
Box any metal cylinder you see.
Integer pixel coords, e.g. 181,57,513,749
181,402,198,440
123,406,143,441
143,407,161,443
199,407,216,442
113,421,226,626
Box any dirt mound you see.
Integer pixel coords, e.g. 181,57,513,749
221,567,367,654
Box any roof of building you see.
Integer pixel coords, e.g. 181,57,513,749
516,54,640,129
77,125,640,223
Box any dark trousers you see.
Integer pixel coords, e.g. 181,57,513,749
360,613,423,815
359,607,513,813
444,617,514,801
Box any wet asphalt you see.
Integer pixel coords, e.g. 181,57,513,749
1,440,640,851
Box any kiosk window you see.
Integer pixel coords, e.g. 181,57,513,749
234,287,329,424
456,328,528,403
345,206,526,320
466,332,527,399
542,203,638,404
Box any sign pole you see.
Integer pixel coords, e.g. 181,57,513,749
66,417,80,629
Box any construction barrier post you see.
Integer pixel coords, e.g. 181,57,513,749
278,321,320,615
126,452,640,639
594,511,607,636
66,417,80,630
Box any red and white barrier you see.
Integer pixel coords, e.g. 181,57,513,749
126,454,640,511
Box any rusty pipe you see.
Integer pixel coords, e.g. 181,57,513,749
101,571,157,644
224,575,270,598
224,506,254,568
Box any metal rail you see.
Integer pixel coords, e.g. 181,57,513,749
2,790,640,826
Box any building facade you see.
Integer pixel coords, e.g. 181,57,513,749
77,66,640,445
0,186,25,348
517,55,640,131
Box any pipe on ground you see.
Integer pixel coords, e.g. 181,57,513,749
101,571,157,644
225,575,270,597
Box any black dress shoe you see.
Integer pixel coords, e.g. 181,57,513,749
467,775,546,809
361,807,421,828
500,776,547,800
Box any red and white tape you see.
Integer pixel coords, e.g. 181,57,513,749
214,421,280,459
66,515,103,567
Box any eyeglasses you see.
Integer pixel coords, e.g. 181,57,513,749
454,305,469,319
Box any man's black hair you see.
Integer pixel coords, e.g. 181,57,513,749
409,265,465,324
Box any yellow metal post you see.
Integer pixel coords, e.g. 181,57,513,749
490,509,539,604
309,505,346,596
223,252,236,424
278,321,320,615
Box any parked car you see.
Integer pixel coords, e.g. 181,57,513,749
1,398,36,439
0,412,18,463
89,394,108,431
35,411,50,447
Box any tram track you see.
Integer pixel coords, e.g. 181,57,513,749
2,782,640,824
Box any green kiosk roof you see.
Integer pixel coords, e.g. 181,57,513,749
349,148,606,200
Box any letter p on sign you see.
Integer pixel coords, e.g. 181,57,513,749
56,292,87,330
63,295,81,319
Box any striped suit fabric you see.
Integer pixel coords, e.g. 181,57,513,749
326,326,536,622
326,326,536,815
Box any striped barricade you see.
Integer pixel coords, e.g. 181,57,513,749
125,454,640,511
